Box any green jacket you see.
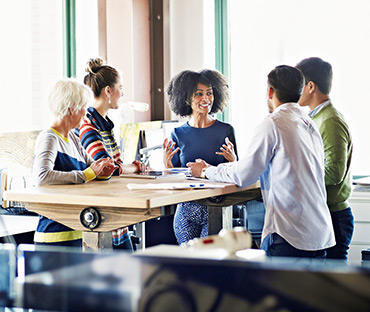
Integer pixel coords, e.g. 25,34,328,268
312,103,353,212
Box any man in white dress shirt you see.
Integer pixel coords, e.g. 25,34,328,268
187,65,335,258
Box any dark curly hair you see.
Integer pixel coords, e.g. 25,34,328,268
165,69,229,117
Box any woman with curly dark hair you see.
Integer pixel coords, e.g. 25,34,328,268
163,69,238,244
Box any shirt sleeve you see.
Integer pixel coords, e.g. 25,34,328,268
79,121,121,177
32,131,95,186
320,117,350,186
226,124,238,159
170,130,181,167
206,118,275,187
79,122,112,161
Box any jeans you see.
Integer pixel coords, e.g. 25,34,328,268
35,238,82,248
266,233,326,259
326,207,354,261
244,198,265,248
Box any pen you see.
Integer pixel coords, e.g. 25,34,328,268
189,184,205,187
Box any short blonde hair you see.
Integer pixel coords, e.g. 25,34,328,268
48,79,92,120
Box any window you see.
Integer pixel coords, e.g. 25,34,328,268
75,0,99,81
229,0,370,175
0,0,63,132
0,0,98,133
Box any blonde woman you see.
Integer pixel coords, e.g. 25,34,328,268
32,79,117,247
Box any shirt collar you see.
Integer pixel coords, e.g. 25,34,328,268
87,106,114,131
308,100,331,118
273,102,298,113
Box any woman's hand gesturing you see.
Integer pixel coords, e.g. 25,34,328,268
216,137,236,162
163,137,180,168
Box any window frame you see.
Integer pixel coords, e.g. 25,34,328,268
63,0,76,78
214,0,230,122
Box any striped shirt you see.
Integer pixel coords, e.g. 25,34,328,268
32,128,96,244
80,106,122,175
79,107,130,246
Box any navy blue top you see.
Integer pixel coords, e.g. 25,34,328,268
170,120,238,167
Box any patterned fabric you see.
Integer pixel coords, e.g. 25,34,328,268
173,202,208,245
33,128,96,185
80,107,122,176
112,227,130,245
79,107,130,247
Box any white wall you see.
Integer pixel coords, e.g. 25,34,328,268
164,0,215,120
0,0,63,133
75,0,99,82
229,0,370,175
105,0,151,132
167,0,215,78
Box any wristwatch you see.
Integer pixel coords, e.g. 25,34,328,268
200,167,207,179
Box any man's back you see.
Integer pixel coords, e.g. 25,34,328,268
205,102,335,251
258,103,334,251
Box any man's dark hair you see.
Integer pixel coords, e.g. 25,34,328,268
296,57,333,94
267,65,304,103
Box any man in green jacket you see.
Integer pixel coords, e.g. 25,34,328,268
296,57,354,261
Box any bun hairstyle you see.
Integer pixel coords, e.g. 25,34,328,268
83,57,120,97
85,57,104,75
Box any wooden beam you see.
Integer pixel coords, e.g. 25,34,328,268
83,231,112,250
98,0,107,61
149,0,164,121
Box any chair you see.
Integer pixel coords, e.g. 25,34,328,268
120,120,185,169
233,197,265,248
119,120,184,248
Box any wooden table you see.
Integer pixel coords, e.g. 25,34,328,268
3,176,260,250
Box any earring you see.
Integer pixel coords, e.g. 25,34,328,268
107,96,111,104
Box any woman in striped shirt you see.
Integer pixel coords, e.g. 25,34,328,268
80,58,146,250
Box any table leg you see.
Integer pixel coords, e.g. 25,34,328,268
82,231,112,251
208,205,233,235
135,222,146,250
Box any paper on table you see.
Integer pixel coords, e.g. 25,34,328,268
120,168,190,179
126,182,226,190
